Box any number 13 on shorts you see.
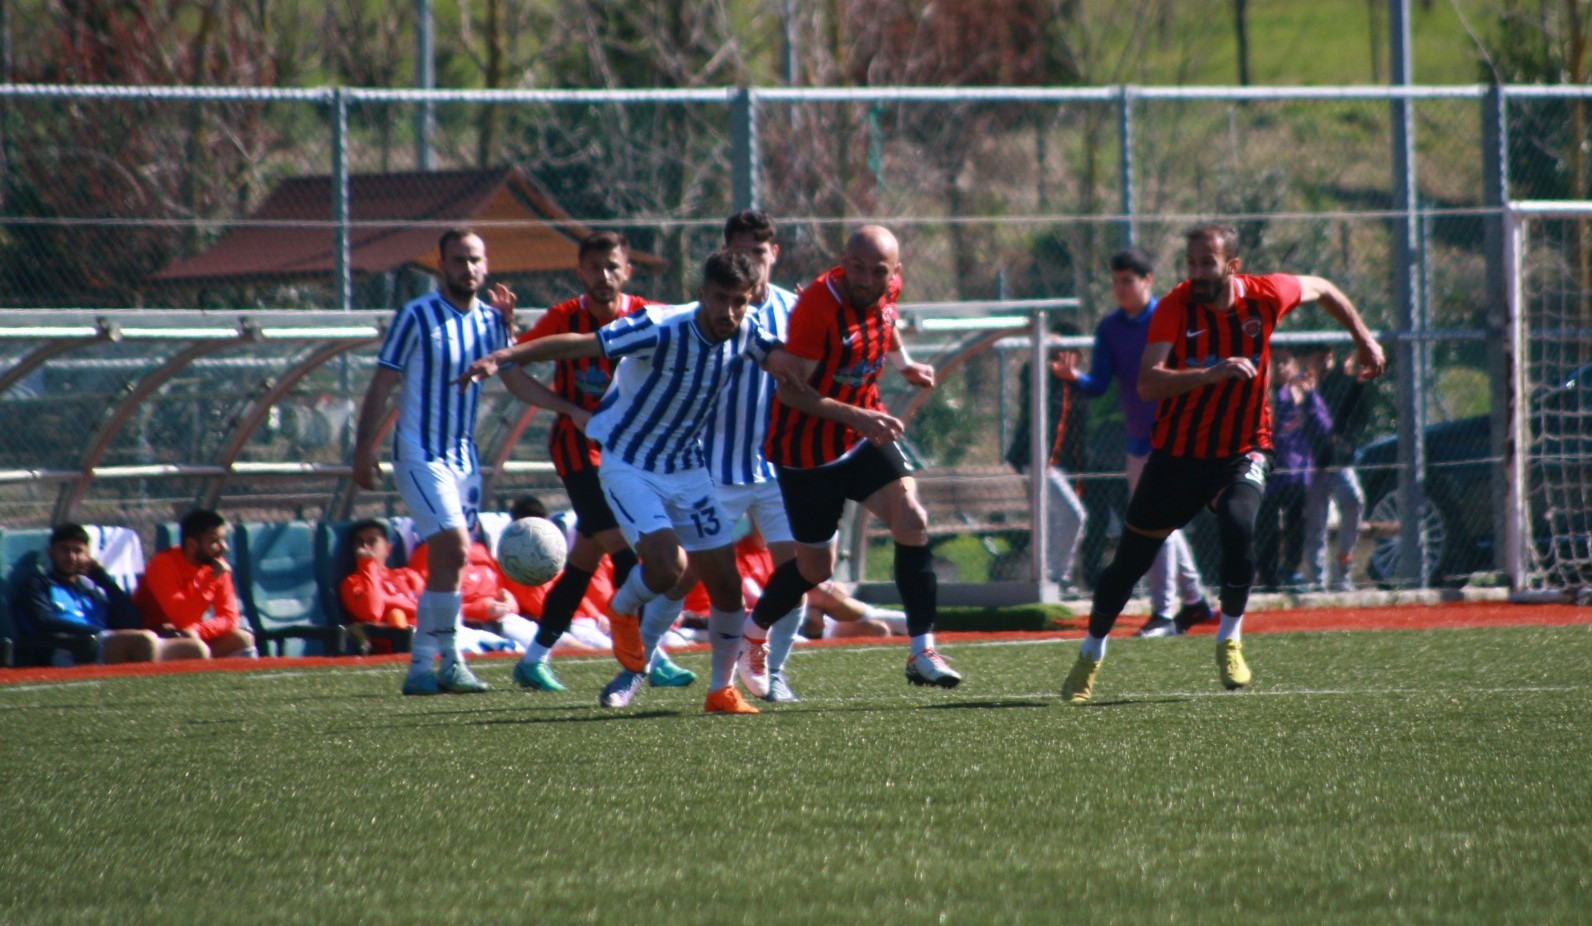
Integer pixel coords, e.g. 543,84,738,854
688,495,723,539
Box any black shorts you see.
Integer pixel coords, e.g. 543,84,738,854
1125,450,1273,533
776,442,911,545
561,467,619,538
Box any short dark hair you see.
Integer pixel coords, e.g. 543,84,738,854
510,496,548,520
1109,247,1154,278
50,523,91,547
579,231,630,261
179,509,227,544
438,227,480,257
1184,223,1241,261
349,518,388,540
724,210,777,245
701,249,761,292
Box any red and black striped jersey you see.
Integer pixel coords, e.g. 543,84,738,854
765,267,902,469
1146,273,1303,458
518,293,656,477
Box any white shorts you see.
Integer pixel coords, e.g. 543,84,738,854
712,480,794,545
598,458,733,553
393,459,482,541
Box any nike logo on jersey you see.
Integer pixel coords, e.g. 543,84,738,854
1187,329,1207,337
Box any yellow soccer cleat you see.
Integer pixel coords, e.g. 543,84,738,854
1060,654,1101,705
1217,639,1252,690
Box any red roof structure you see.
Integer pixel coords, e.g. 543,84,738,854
151,166,660,284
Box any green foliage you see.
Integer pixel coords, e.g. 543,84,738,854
2,626,1590,925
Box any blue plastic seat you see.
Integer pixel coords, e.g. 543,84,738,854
0,529,54,668
235,521,345,657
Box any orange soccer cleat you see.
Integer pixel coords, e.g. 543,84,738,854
704,686,760,715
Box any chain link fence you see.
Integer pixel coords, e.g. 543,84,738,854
1,83,1589,596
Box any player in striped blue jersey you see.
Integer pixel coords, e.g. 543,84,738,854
353,228,583,697
634,211,809,705
464,249,804,714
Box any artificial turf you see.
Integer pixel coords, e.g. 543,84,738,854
3,625,1589,925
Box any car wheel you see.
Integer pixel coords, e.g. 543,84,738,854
1364,488,1447,587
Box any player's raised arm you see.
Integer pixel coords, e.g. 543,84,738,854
886,334,935,389
1295,275,1386,381
456,332,604,390
773,375,904,445
500,366,590,427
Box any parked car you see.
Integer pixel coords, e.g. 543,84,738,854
1355,362,1592,587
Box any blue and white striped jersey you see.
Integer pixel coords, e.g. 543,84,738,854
587,303,779,474
701,284,798,486
376,293,511,474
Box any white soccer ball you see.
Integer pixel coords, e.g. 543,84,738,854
496,517,568,586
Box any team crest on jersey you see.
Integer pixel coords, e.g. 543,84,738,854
1242,317,1264,338
834,357,884,386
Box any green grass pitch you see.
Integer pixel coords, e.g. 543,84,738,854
3,626,1590,925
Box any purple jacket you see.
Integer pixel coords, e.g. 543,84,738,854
1271,384,1333,488
1070,301,1159,455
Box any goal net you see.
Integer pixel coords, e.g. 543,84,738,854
1507,202,1592,599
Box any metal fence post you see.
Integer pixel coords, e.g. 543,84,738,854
1390,0,1429,587
731,86,759,211
331,87,352,313
1029,306,1054,600
1481,83,1516,585
1117,85,1136,249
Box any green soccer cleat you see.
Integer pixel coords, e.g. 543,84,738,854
648,656,697,688
512,659,567,692
1217,639,1252,690
1060,654,1102,705
437,661,490,694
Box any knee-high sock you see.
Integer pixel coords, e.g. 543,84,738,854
707,606,743,691
1215,483,1262,620
894,542,938,639
766,603,805,674
1087,530,1167,639
610,565,658,617
528,565,593,658
415,591,463,673
642,593,685,669
751,560,816,631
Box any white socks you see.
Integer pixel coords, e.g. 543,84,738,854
1216,611,1243,644
642,594,686,670
413,591,463,674
609,566,659,617
1080,633,1108,661
909,632,935,659
707,607,743,691
766,604,803,674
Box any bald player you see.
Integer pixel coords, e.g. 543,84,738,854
742,226,962,690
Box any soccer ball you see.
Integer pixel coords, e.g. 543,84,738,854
496,517,568,586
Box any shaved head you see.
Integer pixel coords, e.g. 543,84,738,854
844,225,900,264
840,225,902,309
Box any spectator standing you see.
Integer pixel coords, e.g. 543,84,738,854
1299,344,1370,591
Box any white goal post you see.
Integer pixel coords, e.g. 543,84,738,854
1504,201,1592,598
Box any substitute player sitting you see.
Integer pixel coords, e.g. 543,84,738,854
1060,222,1385,704
462,249,797,715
